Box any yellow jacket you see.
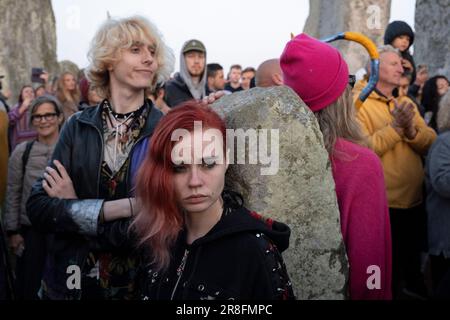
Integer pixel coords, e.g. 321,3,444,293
354,80,436,209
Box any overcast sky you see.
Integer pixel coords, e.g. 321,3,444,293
52,0,416,74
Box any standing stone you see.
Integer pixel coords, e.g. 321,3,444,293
0,0,58,104
414,0,450,79
303,0,391,74
212,86,348,300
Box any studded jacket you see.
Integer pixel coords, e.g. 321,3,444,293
139,205,296,300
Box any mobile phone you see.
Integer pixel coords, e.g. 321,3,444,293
31,68,45,83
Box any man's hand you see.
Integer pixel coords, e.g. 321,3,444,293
392,100,415,127
402,58,413,72
40,71,49,83
202,90,226,105
43,160,78,199
392,100,417,139
19,97,33,114
8,234,24,253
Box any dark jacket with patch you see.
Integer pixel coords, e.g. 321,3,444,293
139,204,295,300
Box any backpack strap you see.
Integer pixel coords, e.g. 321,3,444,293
22,140,36,176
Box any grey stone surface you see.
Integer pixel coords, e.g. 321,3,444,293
414,0,450,79
303,0,391,74
212,86,348,300
0,0,58,104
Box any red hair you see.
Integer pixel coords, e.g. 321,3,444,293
132,101,226,270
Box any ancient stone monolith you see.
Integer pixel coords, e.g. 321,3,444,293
212,86,348,300
0,0,58,104
414,0,450,79
303,0,391,74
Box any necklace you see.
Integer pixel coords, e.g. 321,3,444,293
113,113,134,171
102,100,148,173
104,101,138,171
105,102,136,119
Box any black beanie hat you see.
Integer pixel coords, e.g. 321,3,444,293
384,21,415,49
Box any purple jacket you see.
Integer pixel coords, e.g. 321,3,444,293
8,104,37,151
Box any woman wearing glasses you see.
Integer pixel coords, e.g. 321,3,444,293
3,95,63,299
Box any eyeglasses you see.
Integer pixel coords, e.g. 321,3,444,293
31,112,58,122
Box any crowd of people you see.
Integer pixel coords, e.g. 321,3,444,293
0,15,449,301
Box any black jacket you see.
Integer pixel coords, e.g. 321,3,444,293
26,99,162,299
224,83,243,93
0,222,14,300
384,21,415,49
164,73,195,108
402,51,416,84
139,205,295,300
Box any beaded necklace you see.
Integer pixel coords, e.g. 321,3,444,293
104,101,144,171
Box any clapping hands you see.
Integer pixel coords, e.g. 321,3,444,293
391,100,417,140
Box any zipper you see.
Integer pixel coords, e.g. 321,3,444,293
77,117,104,198
170,249,189,300
94,126,104,198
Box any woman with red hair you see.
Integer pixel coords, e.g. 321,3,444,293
133,101,295,300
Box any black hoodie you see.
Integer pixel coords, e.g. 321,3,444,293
139,202,294,300
384,21,415,48
384,20,417,83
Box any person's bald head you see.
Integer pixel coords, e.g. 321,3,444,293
255,59,283,87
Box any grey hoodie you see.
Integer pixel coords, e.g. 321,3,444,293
179,49,207,100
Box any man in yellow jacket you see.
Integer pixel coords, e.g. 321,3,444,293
354,45,436,299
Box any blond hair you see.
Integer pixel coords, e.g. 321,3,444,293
378,44,401,57
85,15,174,98
365,45,401,73
56,71,80,104
315,85,367,156
437,91,450,133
